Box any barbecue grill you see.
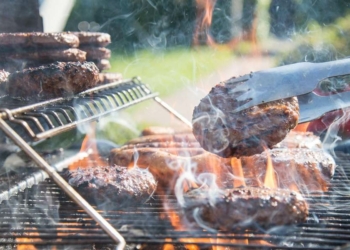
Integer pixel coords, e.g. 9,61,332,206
0,74,349,249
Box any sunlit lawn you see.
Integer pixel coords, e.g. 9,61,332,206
108,46,234,97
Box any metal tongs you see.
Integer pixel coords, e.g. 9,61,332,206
226,58,350,123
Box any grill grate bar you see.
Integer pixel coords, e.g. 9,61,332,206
0,79,158,142
0,153,350,248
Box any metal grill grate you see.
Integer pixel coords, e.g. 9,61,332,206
0,78,157,142
0,152,349,249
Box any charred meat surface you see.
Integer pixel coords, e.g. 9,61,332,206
110,148,232,193
241,148,336,192
0,32,79,49
83,47,111,60
67,165,157,208
141,126,176,136
0,48,87,62
192,82,299,158
73,32,111,47
98,72,122,85
7,61,99,100
93,59,111,71
109,133,233,193
183,187,308,231
126,133,199,145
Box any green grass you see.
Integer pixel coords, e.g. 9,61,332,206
108,46,234,97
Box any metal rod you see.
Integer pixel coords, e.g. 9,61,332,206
153,96,192,128
35,93,158,141
0,151,89,203
0,118,126,250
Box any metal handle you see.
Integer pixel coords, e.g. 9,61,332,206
0,118,126,250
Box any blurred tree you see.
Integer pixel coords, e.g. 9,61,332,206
269,0,297,38
269,0,350,39
65,0,196,52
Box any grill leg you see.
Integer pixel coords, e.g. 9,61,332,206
0,118,126,250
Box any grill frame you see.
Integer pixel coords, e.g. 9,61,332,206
0,78,158,142
0,78,191,249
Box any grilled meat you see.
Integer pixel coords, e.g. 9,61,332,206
241,148,336,192
0,32,79,49
67,165,157,208
122,133,201,149
73,32,111,47
192,82,299,158
183,187,308,230
0,48,86,62
93,59,111,71
141,126,176,136
83,47,111,60
7,61,99,100
98,72,122,85
109,135,233,193
140,126,192,136
126,133,199,145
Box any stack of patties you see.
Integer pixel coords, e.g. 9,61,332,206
73,32,122,84
0,32,85,72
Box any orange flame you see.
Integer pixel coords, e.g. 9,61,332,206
193,0,217,46
230,157,246,187
263,148,277,189
68,122,108,170
293,122,310,132
16,230,42,250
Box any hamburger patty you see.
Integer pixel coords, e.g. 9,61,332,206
7,61,99,99
192,82,299,158
98,72,122,85
109,134,233,193
67,165,157,208
93,59,111,71
183,187,308,230
241,148,336,192
83,47,111,60
0,48,86,62
73,32,111,47
0,32,79,49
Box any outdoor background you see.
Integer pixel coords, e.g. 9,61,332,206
59,0,350,144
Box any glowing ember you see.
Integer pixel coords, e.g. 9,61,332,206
16,231,40,250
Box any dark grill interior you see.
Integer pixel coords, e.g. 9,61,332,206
0,152,349,249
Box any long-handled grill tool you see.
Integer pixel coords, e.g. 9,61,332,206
226,58,350,123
